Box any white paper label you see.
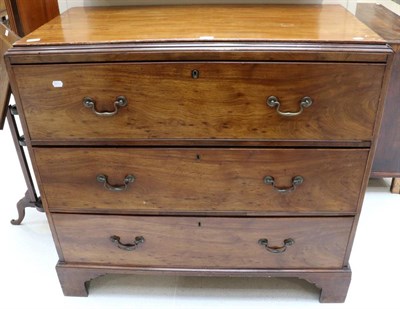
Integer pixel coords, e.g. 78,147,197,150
26,38,41,42
52,81,63,88
199,36,214,40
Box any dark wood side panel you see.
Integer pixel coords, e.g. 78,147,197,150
53,214,354,269
371,45,400,175
34,148,368,215
356,4,400,176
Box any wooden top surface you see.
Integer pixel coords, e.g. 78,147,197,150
16,4,384,46
356,3,400,44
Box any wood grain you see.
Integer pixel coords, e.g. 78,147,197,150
16,5,383,46
0,0,6,17
34,148,368,215
356,3,400,44
53,214,354,269
4,4,389,302
4,0,59,36
14,62,385,142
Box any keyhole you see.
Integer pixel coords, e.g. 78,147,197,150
196,154,201,160
192,69,199,79
198,222,202,227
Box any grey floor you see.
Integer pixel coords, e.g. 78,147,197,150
1,121,399,309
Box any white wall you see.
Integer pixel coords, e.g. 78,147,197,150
57,0,350,13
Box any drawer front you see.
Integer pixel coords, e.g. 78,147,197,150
53,214,353,269
15,62,384,142
35,148,368,214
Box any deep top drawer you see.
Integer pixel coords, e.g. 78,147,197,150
13,62,384,143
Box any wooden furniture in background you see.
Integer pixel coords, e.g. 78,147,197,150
0,0,59,224
4,0,59,36
4,5,393,302
356,3,400,194
0,23,16,127
0,0,7,21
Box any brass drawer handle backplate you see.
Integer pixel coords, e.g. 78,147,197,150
110,235,145,251
267,96,312,117
258,238,295,253
264,175,304,194
83,96,128,117
96,174,135,192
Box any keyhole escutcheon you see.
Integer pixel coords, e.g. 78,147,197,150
192,69,200,79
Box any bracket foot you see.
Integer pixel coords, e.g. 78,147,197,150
11,191,43,225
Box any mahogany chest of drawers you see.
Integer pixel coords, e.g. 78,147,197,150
4,5,393,303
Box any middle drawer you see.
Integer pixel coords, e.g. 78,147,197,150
34,148,368,214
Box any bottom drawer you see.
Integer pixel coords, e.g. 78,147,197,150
53,214,353,269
